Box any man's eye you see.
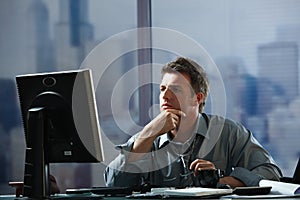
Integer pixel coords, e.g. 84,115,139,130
171,87,181,93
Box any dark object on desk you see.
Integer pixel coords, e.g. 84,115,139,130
16,69,104,199
66,186,131,196
91,186,136,196
280,158,300,184
196,169,224,188
233,186,272,195
294,158,300,184
66,185,153,197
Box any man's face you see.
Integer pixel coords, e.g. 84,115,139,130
159,72,199,114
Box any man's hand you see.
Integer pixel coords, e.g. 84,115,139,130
128,109,185,162
147,109,186,137
189,159,216,176
137,109,186,142
189,159,246,188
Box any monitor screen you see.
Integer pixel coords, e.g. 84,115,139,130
16,68,104,163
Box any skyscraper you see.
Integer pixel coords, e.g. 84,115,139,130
54,0,94,70
257,42,299,114
27,0,55,72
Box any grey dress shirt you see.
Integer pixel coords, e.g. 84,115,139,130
105,113,282,187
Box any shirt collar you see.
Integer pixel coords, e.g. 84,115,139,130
158,113,209,148
196,113,209,139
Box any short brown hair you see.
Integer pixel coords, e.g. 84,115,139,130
161,57,209,112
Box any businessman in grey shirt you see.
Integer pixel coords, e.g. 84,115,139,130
105,57,282,189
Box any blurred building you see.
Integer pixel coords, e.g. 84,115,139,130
216,57,258,122
267,98,300,175
26,0,55,73
54,0,95,70
257,42,299,115
0,78,22,192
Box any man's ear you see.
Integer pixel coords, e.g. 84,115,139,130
196,92,204,104
193,92,203,106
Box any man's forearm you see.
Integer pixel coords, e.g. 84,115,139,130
128,126,157,162
219,176,245,188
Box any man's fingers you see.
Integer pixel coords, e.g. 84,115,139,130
190,159,216,175
166,109,186,118
151,109,186,135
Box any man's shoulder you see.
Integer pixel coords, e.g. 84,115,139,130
202,113,244,130
202,113,234,124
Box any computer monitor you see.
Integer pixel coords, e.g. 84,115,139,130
16,69,104,198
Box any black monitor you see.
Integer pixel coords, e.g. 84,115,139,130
16,69,104,198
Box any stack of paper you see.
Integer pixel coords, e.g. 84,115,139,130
154,187,233,197
259,180,300,195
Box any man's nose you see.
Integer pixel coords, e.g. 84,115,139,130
162,88,173,99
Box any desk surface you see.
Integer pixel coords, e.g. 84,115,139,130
1,194,300,200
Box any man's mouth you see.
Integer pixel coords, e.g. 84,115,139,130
161,103,173,109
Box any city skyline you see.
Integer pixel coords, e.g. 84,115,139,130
0,0,300,194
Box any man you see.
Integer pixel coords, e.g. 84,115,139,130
105,57,282,189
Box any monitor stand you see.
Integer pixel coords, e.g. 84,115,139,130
23,107,50,199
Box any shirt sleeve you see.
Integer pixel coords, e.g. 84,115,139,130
227,121,282,186
104,135,153,187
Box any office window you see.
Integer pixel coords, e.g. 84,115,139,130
0,0,137,193
1,0,300,194
152,0,300,177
